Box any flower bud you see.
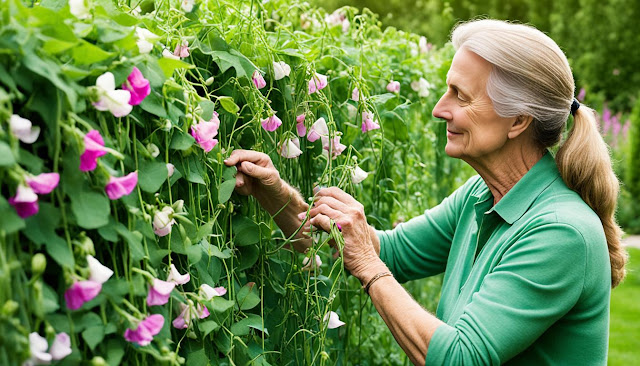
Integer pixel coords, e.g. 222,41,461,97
31,253,47,275
147,143,160,158
162,119,172,131
172,199,184,213
205,76,214,85
79,234,95,255
91,356,108,366
1,300,19,316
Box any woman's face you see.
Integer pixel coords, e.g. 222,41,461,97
432,48,517,164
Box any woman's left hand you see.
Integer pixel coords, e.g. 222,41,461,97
303,187,386,282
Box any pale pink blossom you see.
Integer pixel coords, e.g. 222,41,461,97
307,117,328,142
173,41,189,58
419,36,432,54
181,0,195,12
361,111,380,133
190,112,220,152
122,67,150,106
252,70,266,89
146,278,175,306
351,87,359,102
8,184,39,219
308,73,328,94
26,173,60,195
167,264,190,285
105,171,138,200
324,311,345,329
273,61,291,80
27,332,53,364
166,163,175,177
172,302,209,329
79,130,109,172
124,314,164,346
410,77,431,98
9,114,40,144
386,81,400,93
323,136,346,159
86,255,114,284
302,254,322,271
200,284,227,300
261,114,282,132
296,114,307,136
351,165,368,184
64,280,102,310
92,72,132,117
577,87,586,102
153,206,176,237
49,333,72,360
280,137,302,159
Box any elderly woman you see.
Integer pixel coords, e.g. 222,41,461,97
224,20,626,365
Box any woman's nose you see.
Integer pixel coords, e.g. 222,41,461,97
432,94,453,121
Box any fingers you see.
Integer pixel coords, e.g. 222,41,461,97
224,149,272,168
311,196,350,213
315,187,362,208
309,213,334,234
307,202,343,221
238,161,280,186
234,172,251,196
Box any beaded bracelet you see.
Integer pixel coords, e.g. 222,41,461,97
363,271,393,295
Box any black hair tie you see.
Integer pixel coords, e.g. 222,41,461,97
570,98,580,116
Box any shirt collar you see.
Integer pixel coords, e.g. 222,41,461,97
478,152,561,224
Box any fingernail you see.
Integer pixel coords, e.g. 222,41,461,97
313,185,325,195
297,212,306,220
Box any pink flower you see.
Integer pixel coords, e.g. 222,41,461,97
122,67,150,106
261,114,282,132
577,87,586,102
252,70,266,89
280,137,302,159
323,136,346,159
172,302,209,329
361,111,380,133
302,254,322,271
124,314,164,346
308,73,328,94
190,112,220,152
64,280,102,310
351,87,359,102
26,172,60,194
166,163,175,177
49,332,72,360
200,284,227,300
8,184,39,218
296,114,306,124
296,114,307,136
153,206,176,237
167,264,190,285
147,278,176,306
27,332,52,364
324,311,345,329
307,117,328,142
173,40,189,58
79,130,109,172
386,81,400,93
105,171,138,200
419,36,432,54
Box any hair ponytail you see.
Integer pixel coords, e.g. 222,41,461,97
556,106,627,288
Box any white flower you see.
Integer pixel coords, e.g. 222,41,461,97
9,115,40,144
13,184,38,203
273,61,291,80
410,77,431,98
49,333,72,361
135,27,160,54
28,332,52,364
162,49,180,60
69,0,90,19
86,255,114,284
302,255,322,271
279,137,302,159
166,163,175,177
181,0,195,12
323,311,345,329
92,72,132,117
306,117,329,143
351,165,368,184
167,263,190,285
200,284,227,300
153,206,176,237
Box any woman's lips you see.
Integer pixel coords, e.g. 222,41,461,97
447,129,462,137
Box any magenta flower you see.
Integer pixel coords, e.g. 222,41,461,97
173,40,189,58
190,112,220,152
386,81,400,93
261,114,282,132
124,314,164,346
172,302,209,329
361,111,380,133
105,171,138,200
8,184,39,219
122,67,150,106
252,70,266,89
79,130,109,172
308,73,328,94
146,278,176,306
26,172,60,194
64,280,102,310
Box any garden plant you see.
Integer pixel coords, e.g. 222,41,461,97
0,0,473,364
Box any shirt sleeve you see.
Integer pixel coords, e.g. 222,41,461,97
424,223,588,365
377,176,481,283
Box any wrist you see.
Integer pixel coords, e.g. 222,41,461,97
354,257,389,285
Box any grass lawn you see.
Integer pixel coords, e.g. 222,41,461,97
608,247,640,365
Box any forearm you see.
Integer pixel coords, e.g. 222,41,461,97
364,260,443,366
255,181,311,252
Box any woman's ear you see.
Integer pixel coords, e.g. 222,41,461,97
508,115,534,139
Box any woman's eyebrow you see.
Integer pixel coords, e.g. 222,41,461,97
450,83,471,98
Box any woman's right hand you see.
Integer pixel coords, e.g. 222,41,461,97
223,149,285,200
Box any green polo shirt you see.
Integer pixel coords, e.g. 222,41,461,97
377,152,611,365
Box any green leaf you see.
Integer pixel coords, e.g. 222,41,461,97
187,244,203,264
82,325,105,351
237,244,259,271
0,195,24,234
72,41,114,66
218,180,236,204
198,320,220,337
232,216,260,246
138,160,168,193
170,131,195,150
230,314,268,336
236,282,260,310
139,91,167,117
41,283,60,314
24,203,60,247
209,297,235,313
199,100,215,121
222,165,237,181
70,189,110,229
157,57,194,78
42,37,77,54
114,223,145,261
45,235,75,269
186,348,208,366
105,338,125,366
0,141,16,166
218,96,239,114
182,156,206,185
200,242,232,259
195,35,258,79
